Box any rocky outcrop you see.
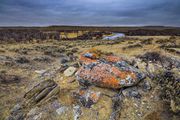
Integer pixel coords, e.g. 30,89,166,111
76,49,146,89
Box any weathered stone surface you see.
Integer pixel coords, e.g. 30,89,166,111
6,104,25,120
6,80,60,120
76,49,146,89
24,79,60,105
64,67,77,77
59,56,70,64
73,88,101,108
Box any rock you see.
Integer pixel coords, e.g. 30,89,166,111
76,49,146,89
73,88,101,108
26,107,40,120
35,70,47,76
142,80,151,92
56,106,68,115
122,87,141,99
60,56,70,64
24,79,60,105
64,67,77,77
7,80,60,120
73,105,81,120
6,104,25,120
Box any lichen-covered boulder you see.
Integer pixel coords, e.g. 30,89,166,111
76,49,146,89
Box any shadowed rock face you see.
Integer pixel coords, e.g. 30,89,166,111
76,49,146,89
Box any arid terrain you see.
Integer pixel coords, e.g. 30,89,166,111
0,29,180,120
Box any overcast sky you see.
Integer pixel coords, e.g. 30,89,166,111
0,0,180,26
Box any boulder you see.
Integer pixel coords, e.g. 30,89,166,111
76,49,146,89
64,67,77,77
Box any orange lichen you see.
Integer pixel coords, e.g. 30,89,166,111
111,66,137,80
75,89,101,104
80,55,98,64
105,55,122,63
101,75,120,89
78,89,86,96
76,49,145,89
90,92,100,102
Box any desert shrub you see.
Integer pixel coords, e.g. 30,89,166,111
155,39,174,44
169,36,176,40
138,52,161,62
0,49,5,53
154,71,180,113
71,48,79,53
122,43,143,50
166,48,180,55
127,41,134,44
0,73,21,84
33,56,52,63
15,56,30,64
140,38,153,45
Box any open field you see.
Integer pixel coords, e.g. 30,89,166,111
0,35,180,120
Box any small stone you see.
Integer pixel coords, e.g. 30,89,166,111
60,57,70,64
64,67,77,77
10,104,22,114
73,89,101,108
122,87,141,99
73,105,81,120
35,70,47,76
56,106,68,115
143,80,151,92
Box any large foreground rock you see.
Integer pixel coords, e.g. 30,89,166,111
76,49,146,89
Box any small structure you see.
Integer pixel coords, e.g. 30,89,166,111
103,33,125,40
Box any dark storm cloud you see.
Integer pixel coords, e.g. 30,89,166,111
0,0,180,26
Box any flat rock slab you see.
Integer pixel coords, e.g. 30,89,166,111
64,67,77,77
76,49,146,89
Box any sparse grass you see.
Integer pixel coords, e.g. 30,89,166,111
0,36,179,119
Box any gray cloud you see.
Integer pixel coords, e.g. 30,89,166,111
0,0,180,26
